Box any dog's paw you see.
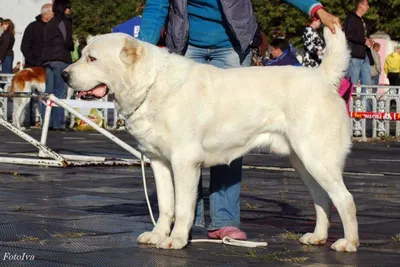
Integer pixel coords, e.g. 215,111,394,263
156,236,188,249
14,126,26,131
137,231,166,245
299,232,327,245
331,238,359,252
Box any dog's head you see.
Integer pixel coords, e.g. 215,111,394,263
62,33,150,101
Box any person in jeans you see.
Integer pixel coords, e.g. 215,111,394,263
41,0,73,130
370,42,381,85
0,19,15,74
138,0,340,241
344,0,373,109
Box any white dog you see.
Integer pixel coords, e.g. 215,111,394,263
62,25,359,252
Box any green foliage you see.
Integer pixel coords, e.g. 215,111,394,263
71,0,400,45
71,0,145,39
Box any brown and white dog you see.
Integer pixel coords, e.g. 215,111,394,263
10,67,46,129
10,67,75,129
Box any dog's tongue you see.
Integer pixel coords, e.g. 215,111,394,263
77,84,107,98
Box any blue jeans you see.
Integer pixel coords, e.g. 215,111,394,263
371,75,379,86
1,55,13,74
348,56,372,110
185,45,250,230
41,61,69,129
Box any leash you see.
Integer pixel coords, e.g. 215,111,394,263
140,155,268,248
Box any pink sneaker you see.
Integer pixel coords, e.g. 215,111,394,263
207,226,247,240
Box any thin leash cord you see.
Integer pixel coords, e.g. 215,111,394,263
140,155,268,248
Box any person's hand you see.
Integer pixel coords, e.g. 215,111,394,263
365,38,374,48
316,9,341,34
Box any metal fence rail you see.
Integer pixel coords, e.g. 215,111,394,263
351,85,400,139
0,73,121,129
1,74,400,139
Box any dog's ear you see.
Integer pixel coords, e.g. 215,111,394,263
120,37,143,65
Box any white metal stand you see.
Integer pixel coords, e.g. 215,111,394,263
0,93,150,167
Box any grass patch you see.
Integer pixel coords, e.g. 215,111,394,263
211,249,307,263
13,206,27,212
243,200,261,209
375,194,389,199
18,235,47,244
51,232,89,238
392,234,400,243
277,229,302,241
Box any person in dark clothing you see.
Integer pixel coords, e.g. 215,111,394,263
0,19,16,74
40,0,73,131
264,38,301,66
0,17,4,37
21,4,53,127
21,3,53,68
344,0,373,110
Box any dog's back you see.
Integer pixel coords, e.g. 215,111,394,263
10,67,46,93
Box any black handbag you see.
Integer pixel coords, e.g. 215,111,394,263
366,47,375,66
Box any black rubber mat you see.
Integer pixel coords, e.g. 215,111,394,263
0,129,399,266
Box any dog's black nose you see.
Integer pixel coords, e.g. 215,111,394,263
61,71,70,83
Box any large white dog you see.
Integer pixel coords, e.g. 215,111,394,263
62,25,359,252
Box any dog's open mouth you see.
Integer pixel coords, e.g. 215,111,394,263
77,84,109,100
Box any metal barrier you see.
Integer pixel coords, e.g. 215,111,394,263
0,93,149,167
350,85,400,139
1,74,400,139
0,74,13,120
0,73,121,129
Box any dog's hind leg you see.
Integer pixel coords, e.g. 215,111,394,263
289,152,332,245
156,148,203,249
290,141,359,252
12,98,28,130
137,158,175,245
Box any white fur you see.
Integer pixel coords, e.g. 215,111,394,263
64,25,359,252
12,79,45,130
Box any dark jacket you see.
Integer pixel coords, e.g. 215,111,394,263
21,15,47,67
41,14,74,65
0,31,15,62
264,50,301,67
344,11,368,60
165,0,258,54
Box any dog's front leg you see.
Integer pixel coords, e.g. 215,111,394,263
137,158,174,245
156,153,201,249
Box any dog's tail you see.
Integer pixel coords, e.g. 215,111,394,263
320,24,350,89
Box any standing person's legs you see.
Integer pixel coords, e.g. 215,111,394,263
360,56,372,111
2,55,13,74
184,45,211,228
206,47,250,239
388,73,400,86
347,58,362,85
371,75,379,86
51,61,69,129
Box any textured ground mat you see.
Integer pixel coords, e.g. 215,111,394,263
0,128,399,266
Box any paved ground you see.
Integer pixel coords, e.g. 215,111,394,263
0,128,399,266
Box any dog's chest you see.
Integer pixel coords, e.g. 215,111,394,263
125,115,169,158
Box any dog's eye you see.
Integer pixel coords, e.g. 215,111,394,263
88,56,97,62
